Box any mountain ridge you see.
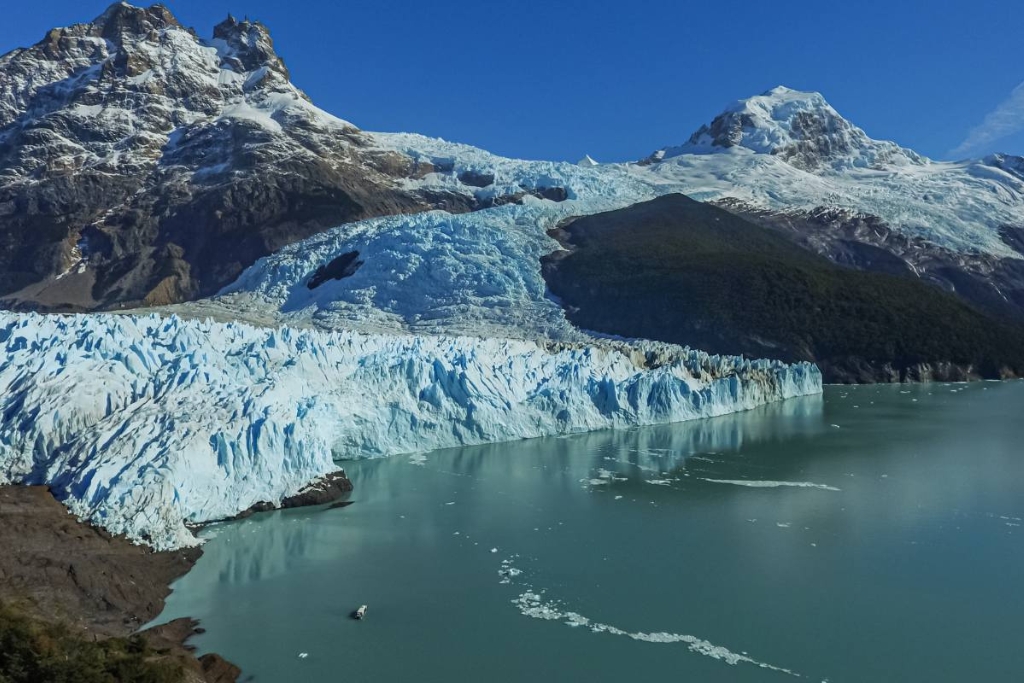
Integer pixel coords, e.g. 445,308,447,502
2,3,1024,328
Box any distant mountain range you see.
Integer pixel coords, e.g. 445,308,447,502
1,2,1023,378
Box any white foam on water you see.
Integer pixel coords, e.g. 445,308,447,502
408,454,428,466
512,591,802,676
498,552,808,677
702,479,841,492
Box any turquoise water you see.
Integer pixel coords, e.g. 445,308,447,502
156,383,1024,682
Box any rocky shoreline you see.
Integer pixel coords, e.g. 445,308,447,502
0,471,352,682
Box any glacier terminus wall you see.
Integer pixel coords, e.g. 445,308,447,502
0,312,820,549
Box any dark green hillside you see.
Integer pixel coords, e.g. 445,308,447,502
0,602,183,683
543,194,1024,382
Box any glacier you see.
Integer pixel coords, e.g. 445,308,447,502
0,311,820,549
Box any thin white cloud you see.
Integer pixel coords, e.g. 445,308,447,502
951,81,1024,158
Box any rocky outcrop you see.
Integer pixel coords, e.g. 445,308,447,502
307,251,363,289
230,471,354,519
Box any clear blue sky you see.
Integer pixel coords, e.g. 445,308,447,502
2,0,1023,162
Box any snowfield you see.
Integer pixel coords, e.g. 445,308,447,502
0,312,819,549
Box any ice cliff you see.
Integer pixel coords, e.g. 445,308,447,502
0,312,820,549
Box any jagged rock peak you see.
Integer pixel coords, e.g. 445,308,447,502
657,86,924,172
212,11,288,77
90,2,182,40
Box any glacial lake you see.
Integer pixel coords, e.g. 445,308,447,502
155,382,1024,682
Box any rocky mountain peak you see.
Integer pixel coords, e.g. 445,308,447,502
654,86,924,172
0,4,436,312
91,2,183,41
212,12,288,78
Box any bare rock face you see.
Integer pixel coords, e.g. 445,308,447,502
0,3,440,311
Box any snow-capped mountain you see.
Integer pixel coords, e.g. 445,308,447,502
638,87,1024,317
642,86,1022,255
0,3,477,311
655,86,925,171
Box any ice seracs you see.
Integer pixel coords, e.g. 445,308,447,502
0,312,820,549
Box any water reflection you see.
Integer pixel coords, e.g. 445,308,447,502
189,513,327,585
354,392,825,488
